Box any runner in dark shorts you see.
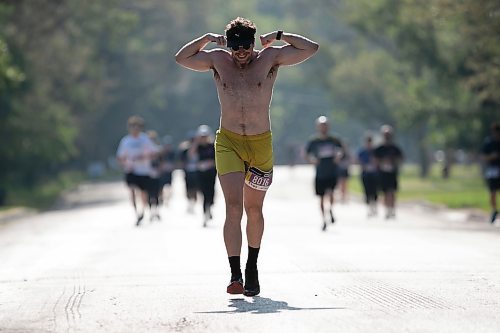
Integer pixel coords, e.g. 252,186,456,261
374,125,404,219
147,130,162,221
125,173,149,191
481,122,500,224
357,134,379,217
158,135,176,206
179,135,199,214
116,116,159,226
189,125,217,227
306,116,345,231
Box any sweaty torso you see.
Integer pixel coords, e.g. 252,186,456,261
211,49,279,135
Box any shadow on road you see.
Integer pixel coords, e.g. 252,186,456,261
197,297,345,314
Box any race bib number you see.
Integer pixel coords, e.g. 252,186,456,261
365,164,377,173
198,160,215,171
380,162,395,172
245,167,273,191
485,166,500,179
317,145,336,158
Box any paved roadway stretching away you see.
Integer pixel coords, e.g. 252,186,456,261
0,165,499,333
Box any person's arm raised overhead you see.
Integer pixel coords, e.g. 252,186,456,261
260,30,319,66
175,33,226,72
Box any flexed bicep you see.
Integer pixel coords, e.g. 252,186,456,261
175,33,226,72
176,50,213,72
276,44,317,66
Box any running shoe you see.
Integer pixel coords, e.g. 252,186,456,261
322,221,327,231
491,211,498,224
227,275,244,294
329,210,335,224
136,213,144,226
243,269,260,297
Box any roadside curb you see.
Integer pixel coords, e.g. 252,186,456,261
399,199,491,224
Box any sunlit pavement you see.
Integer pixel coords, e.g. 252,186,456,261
0,165,499,333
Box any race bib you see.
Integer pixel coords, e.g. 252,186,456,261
485,166,500,179
380,162,395,172
245,167,273,191
365,164,377,173
198,160,215,171
317,145,336,158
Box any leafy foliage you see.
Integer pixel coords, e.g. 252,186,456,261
0,0,498,199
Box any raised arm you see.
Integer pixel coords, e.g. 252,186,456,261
175,33,226,72
260,31,319,66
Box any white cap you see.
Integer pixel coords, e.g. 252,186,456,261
316,115,328,124
196,125,212,137
381,124,393,134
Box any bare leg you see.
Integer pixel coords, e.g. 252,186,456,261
244,185,267,248
328,189,335,223
490,192,498,223
340,178,347,202
319,195,325,217
140,190,149,211
129,187,137,212
385,191,395,218
219,172,245,256
320,194,327,230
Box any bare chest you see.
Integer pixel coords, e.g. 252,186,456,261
213,63,278,98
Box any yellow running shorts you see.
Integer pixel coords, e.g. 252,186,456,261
215,127,274,189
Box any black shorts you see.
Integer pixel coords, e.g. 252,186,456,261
160,172,173,187
379,171,398,192
315,177,337,196
185,171,199,192
338,167,349,179
125,173,151,191
487,178,500,192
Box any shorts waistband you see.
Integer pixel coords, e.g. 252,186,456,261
218,127,272,141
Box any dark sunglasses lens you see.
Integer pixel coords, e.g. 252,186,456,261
231,43,251,51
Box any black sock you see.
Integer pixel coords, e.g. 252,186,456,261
228,256,241,277
246,246,260,271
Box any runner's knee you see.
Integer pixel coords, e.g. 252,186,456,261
245,205,264,220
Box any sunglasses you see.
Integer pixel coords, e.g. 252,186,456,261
229,43,252,51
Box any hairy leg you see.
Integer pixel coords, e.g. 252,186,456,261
244,185,267,248
219,172,245,256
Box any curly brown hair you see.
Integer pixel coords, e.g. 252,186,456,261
225,17,257,40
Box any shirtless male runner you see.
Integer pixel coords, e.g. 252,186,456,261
175,17,318,296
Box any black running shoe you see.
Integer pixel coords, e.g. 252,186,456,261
330,210,335,224
227,275,244,294
322,221,327,231
244,269,260,296
136,213,144,226
491,211,498,224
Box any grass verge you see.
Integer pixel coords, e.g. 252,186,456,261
349,164,490,212
2,171,85,210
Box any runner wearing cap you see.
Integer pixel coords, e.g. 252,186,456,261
374,125,404,219
189,125,217,227
305,116,345,231
175,17,318,296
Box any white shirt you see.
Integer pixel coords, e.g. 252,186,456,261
116,133,158,176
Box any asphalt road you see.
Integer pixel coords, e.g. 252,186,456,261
0,165,499,333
